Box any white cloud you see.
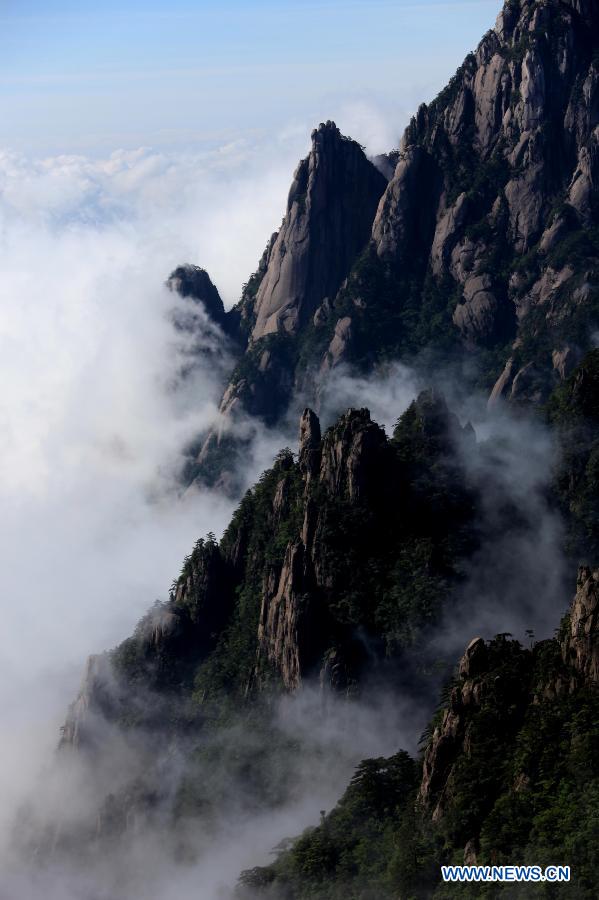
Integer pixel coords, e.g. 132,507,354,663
0,114,408,864
334,100,402,156
0,134,310,878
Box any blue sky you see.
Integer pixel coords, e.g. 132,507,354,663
0,0,504,154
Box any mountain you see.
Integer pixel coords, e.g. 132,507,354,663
20,1,599,897
239,566,599,898
179,0,599,489
61,392,475,739
182,122,390,488
35,345,599,896
32,393,480,886
166,264,239,338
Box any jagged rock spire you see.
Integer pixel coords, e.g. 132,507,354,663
298,408,321,482
250,122,387,341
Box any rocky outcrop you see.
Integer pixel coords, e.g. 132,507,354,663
257,542,312,691
60,654,119,750
430,192,470,278
166,265,228,328
250,122,386,341
183,0,599,489
383,0,599,351
188,123,386,474
386,0,599,318
418,562,599,848
371,145,442,264
321,316,353,373
254,408,389,689
172,538,236,639
317,408,387,504
418,637,495,821
63,390,476,746
452,274,499,343
166,265,239,337
562,566,599,685
298,408,321,486
254,397,476,690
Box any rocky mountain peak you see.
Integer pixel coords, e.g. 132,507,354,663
418,562,599,842
166,265,228,329
371,0,599,400
298,407,321,483
458,636,488,678
309,119,345,154
248,124,387,342
181,0,599,494
319,408,388,503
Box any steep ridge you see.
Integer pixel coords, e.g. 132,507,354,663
248,122,388,344
335,0,599,395
241,566,599,898
35,392,483,875
37,342,599,895
61,391,476,750
181,123,387,489
201,123,385,426
166,264,241,340
180,0,599,490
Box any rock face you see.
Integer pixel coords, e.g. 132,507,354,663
60,654,119,750
253,407,390,691
562,566,599,684
298,407,321,480
184,0,599,489
417,563,599,854
194,122,381,437
417,634,530,822
371,145,441,265
250,122,387,341
61,392,476,752
383,0,599,361
257,541,311,691
166,264,240,339
185,123,387,478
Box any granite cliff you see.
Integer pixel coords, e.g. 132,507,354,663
175,0,599,490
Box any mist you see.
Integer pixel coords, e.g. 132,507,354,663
0,133,307,894
3,679,427,900
0,118,420,900
314,360,421,432
323,363,570,648
325,364,571,651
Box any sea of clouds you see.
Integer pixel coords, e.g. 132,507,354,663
0,133,310,869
